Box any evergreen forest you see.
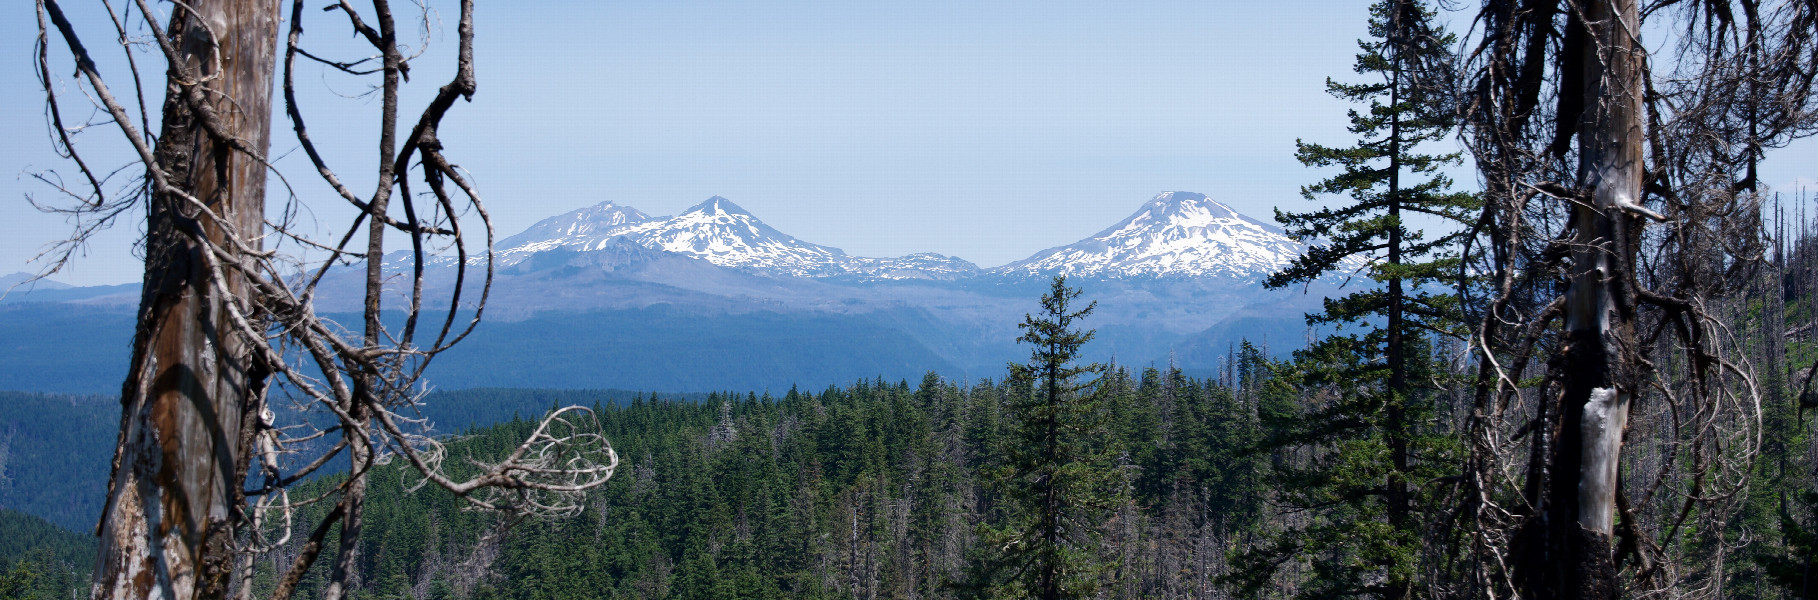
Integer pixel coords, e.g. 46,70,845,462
10,0,1818,598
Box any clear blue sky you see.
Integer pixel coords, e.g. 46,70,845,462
5,1,1813,285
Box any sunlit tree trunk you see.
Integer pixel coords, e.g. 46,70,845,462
89,2,279,598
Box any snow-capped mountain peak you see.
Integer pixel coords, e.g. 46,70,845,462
511,200,650,242
994,191,1309,280
1125,191,1276,232
494,201,653,265
691,195,752,216
493,196,981,280
489,191,1322,283
618,197,849,276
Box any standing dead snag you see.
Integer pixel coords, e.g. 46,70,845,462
31,2,619,599
1536,0,1648,596
1453,0,1818,597
52,0,284,597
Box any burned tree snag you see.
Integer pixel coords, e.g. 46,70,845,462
34,1,618,599
90,1,280,599
1519,0,1646,597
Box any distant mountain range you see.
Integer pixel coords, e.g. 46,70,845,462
1,191,1353,393
484,191,1314,282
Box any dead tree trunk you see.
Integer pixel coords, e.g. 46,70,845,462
91,2,279,599
1521,0,1644,597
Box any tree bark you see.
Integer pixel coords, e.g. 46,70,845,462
91,2,279,599
1521,0,1644,597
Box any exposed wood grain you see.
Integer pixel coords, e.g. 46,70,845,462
90,2,279,598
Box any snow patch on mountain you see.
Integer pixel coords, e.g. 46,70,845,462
494,201,653,266
845,253,981,280
611,197,851,277
492,197,973,280
994,191,1323,280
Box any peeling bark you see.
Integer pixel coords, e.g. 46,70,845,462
1518,0,1645,597
1578,387,1629,536
90,2,279,599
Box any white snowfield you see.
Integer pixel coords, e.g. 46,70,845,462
493,201,652,257
490,196,975,279
486,191,1343,282
611,197,849,277
996,191,1311,280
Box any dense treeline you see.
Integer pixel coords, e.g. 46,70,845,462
252,352,1282,600
236,190,1818,599
0,391,116,533
0,508,94,600
0,388,695,536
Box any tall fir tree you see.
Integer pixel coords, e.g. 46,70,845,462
968,276,1123,600
1231,0,1474,598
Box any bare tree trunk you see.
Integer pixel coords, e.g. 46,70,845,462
90,2,279,599
1522,0,1644,597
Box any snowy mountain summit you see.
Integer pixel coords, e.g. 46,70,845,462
494,197,975,280
995,191,1312,280
490,192,1323,283
613,196,853,277
494,201,652,260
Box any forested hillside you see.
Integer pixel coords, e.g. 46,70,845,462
248,361,1279,600
0,509,94,600
0,388,705,535
219,279,1816,600
0,392,116,532
11,0,1817,598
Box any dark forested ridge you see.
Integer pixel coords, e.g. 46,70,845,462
0,508,94,600
243,363,1277,600
0,388,708,535
0,294,1304,397
0,392,116,533
0,304,135,394
420,306,967,392
0,304,967,395
3,250,1816,599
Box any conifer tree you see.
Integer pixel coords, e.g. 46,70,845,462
1235,0,1473,597
970,276,1123,600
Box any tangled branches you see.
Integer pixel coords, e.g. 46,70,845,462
30,1,617,599
1437,0,1818,597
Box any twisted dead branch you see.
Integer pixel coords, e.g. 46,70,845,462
1441,0,1817,596
30,1,616,599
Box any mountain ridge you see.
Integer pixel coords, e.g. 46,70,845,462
491,191,1324,283
993,191,1314,280
1,191,1350,394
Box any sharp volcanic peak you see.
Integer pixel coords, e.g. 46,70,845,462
995,191,1312,280
610,196,850,277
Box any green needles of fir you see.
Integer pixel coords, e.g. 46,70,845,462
971,277,1126,600
1236,1,1474,598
